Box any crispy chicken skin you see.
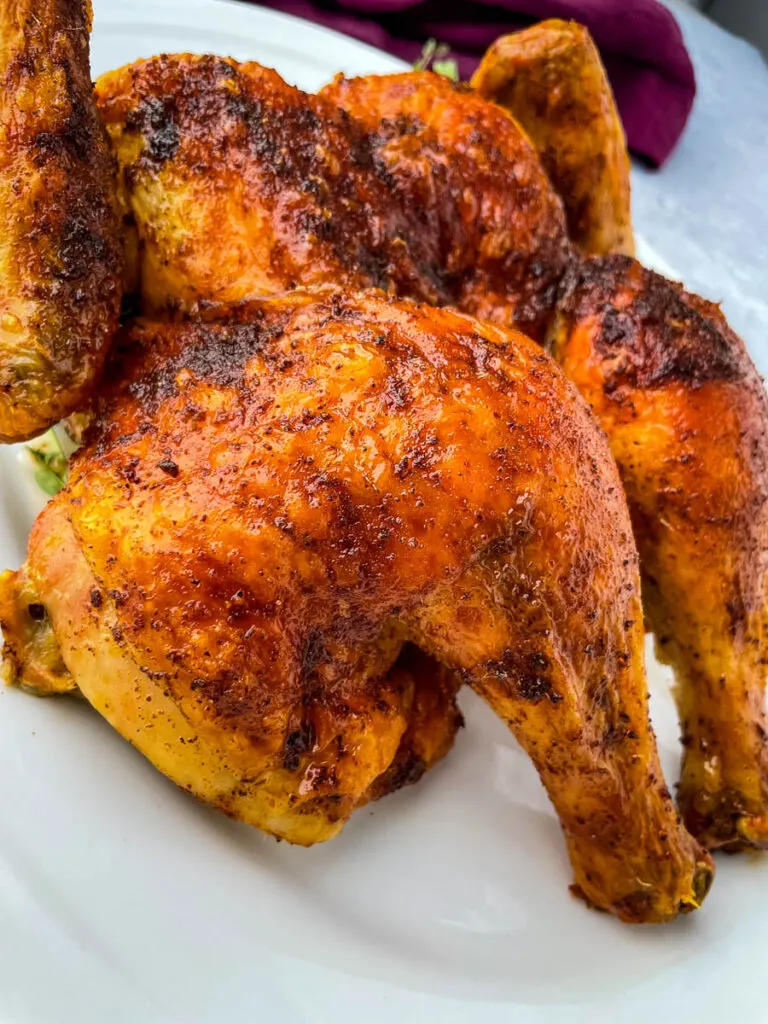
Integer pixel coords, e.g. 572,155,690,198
96,57,432,314
321,71,571,338
0,289,712,922
361,646,463,804
551,256,768,849
471,21,633,258
0,0,122,442
94,53,767,855
95,58,571,341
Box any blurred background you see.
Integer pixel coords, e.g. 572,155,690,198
682,0,767,60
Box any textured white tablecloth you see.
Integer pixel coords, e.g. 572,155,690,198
635,1,768,373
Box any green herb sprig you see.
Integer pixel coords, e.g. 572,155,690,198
413,39,459,81
26,427,71,496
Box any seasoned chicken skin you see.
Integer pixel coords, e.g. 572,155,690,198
0,289,711,922
551,256,768,849
96,58,571,341
471,20,634,257
0,0,121,442
94,54,768,852
321,71,571,338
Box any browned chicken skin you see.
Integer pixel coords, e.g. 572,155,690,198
362,646,463,804
551,257,768,849
0,289,712,921
97,58,437,313
0,0,121,442
91,56,768,852
0,2,764,921
321,72,571,338
96,58,571,341
471,20,634,257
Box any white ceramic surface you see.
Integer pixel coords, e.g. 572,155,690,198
1,3,766,1022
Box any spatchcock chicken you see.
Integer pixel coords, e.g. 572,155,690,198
0,0,764,922
93,44,768,852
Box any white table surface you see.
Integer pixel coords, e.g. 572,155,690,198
636,1,768,373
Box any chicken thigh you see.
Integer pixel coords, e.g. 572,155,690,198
0,288,711,922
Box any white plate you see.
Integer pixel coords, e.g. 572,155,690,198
1,2,767,1021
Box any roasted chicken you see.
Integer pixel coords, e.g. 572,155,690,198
91,51,768,850
0,0,764,925
0,288,712,921
0,0,121,442
551,256,768,848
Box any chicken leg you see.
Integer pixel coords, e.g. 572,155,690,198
1,289,712,921
551,256,768,849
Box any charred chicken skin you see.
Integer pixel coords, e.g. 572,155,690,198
551,256,768,849
0,289,712,922
0,0,121,442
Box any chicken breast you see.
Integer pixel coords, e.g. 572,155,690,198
96,58,571,341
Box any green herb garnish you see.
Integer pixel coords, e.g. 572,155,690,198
26,427,70,496
413,39,459,81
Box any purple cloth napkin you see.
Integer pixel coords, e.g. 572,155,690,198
251,0,696,165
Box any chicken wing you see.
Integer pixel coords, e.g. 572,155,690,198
0,288,712,922
471,20,634,257
551,256,768,849
96,58,570,341
0,0,122,442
